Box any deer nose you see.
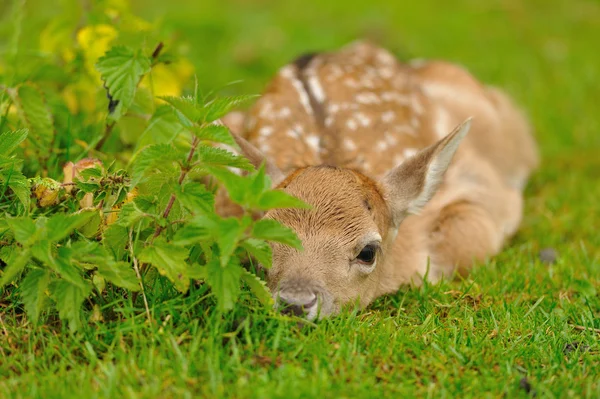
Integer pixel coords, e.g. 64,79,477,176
277,291,318,317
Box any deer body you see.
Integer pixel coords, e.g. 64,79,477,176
222,41,538,319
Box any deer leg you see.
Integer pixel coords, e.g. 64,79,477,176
427,200,505,280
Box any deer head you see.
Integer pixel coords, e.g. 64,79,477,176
225,117,471,320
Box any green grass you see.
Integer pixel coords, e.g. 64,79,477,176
1,0,599,397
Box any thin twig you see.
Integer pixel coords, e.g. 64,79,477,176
129,228,152,324
569,324,600,334
151,136,200,241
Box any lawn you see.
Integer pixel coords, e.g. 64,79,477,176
1,0,599,398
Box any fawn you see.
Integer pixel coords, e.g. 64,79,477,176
220,41,539,320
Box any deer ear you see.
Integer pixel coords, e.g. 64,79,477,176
219,112,286,187
381,118,471,226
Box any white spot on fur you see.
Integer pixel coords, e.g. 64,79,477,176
328,103,340,113
286,129,300,139
355,92,380,104
381,92,409,104
259,126,273,137
403,148,417,158
356,112,371,127
343,139,357,151
258,102,274,119
306,135,320,152
384,132,398,145
278,107,291,118
281,66,313,115
344,78,360,88
381,111,395,123
376,140,388,151
325,116,334,127
346,119,358,130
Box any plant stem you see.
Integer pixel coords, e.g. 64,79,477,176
151,136,200,242
129,228,152,325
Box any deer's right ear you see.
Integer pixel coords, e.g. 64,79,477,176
381,118,471,227
220,112,286,187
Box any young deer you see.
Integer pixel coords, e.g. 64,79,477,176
220,41,539,320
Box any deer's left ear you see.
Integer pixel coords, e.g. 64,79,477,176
381,118,471,227
219,111,286,187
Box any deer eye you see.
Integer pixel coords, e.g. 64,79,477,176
356,244,378,265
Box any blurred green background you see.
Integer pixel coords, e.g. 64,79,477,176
2,0,599,157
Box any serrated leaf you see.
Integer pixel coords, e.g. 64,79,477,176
5,217,37,246
50,279,92,332
214,217,247,267
2,169,30,209
172,218,215,246
115,202,147,227
46,210,97,242
159,96,201,126
11,85,54,149
102,224,129,261
251,219,302,250
257,190,311,210
175,182,215,214
96,45,152,120
192,124,236,146
130,143,182,186
240,238,273,269
95,260,139,291
0,249,31,287
71,241,140,291
36,245,86,289
138,241,191,292
195,145,253,170
0,129,28,154
204,166,249,206
240,268,273,307
206,256,243,312
20,268,50,324
136,105,186,150
201,95,257,123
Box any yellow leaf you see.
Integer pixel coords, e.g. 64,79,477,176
40,19,75,62
141,59,195,98
76,24,118,80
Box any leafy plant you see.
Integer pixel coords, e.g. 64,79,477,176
0,0,307,331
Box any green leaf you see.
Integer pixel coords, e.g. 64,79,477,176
96,45,152,120
1,169,30,209
71,241,140,291
115,202,147,227
240,268,273,307
46,210,98,242
204,166,249,206
50,279,92,332
0,129,28,155
214,217,247,267
159,96,201,127
251,219,302,250
201,95,257,124
136,105,186,150
95,260,139,291
240,238,273,269
11,85,54,149
257,190,311,211
0,248,31,287
195,145,253,170
175,182,215,214
20,268,50,324
5,217,37,246
102,224,129,261
172,218,214,246
192,124,236,146
37,246,86,289
206,256,243,312
138,241,191,292
130,143,182,186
